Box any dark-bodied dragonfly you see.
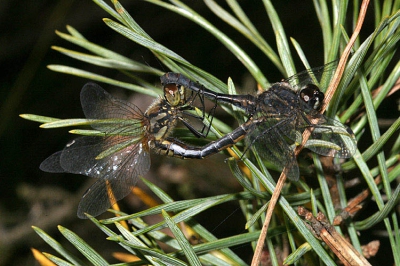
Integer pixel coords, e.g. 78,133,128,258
159,63,357,181
40,82,207,218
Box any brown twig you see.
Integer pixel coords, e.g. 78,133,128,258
298,207,373,266
333,171,383,225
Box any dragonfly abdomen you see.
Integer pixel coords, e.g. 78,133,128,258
153,119,254,159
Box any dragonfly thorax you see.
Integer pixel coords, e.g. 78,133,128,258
145,99,179,141
256,82,299,116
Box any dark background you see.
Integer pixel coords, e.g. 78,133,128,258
0,1,396,265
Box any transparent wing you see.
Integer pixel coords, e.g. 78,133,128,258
285,61,338,92
272,104,357,159
41,83,148,173
58,136,149,176
40,151,65,173
302,114,357,158
40,83,153,218
247,119,300,181
39,135,151,218
80,82,145,133
76,139,150,218
57,136,150,218
76,178,131,218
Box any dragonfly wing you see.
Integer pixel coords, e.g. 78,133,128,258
71,137,151,218
57,136,149,178
80,83,145,132
248,119,300,181
285,61,338,92
42,135,151,218
76,178,130,218
40,151,65,173
40,83,153,218
304,115,357,158
58,137,105,176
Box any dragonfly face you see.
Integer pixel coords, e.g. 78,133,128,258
164,81,187,107
40,82,205,218
160,62,357,181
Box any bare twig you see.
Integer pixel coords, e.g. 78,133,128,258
298,207,373,266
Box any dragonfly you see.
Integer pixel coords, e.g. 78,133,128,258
160,63,357,181
40,82,208,218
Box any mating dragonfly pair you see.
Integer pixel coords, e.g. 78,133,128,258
40,63,357,218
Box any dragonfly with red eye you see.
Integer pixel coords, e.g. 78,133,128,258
39,81,209,219
159,62,357,181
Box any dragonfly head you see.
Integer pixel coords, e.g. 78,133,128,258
299,84,324,111
164,83,185,107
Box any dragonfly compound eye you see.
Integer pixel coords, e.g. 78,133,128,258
300,84,324,111
164,84,182,107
